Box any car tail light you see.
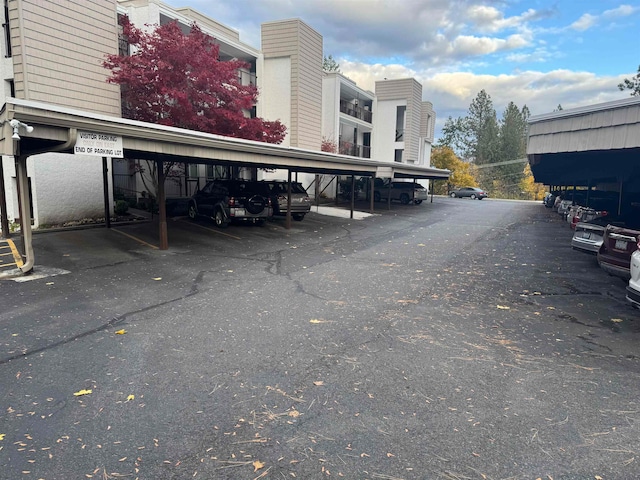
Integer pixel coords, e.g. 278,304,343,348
228,197,236,207
637,236,640,250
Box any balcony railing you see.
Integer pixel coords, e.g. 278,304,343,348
339,141,371,158
339,100,372,123
238,70,257,86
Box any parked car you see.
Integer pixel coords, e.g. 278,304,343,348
557,199,574,219
257,180,311,221
449,187,487,200
187,179,272,227
571,215,626,254
543,192,557,208
374,181,428,205
567,206,607,230
597,221,640,279
626,249,640,308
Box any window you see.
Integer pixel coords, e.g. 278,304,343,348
394,149,403,163
395,106,406,141
3,0,11,58
188,164,199,178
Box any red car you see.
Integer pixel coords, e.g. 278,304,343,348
597,223,640,279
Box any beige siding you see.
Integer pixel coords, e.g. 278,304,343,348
377,78,423,162
528,100,640,154
261,19,322,151
405,80,422,162
10,0,121,115
421,101,435,142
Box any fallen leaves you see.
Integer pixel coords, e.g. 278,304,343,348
252,460,265,472
496,305,510,310
115,329,127,335
73,389,92,397
313,381,324,386
0,433,5,440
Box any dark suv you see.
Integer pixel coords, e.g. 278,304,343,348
187,179,272,227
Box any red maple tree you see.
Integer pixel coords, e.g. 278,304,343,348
104,16,286,144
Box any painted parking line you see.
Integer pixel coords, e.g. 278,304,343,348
112,228,159,249
178,218,241,240
0,238,24,269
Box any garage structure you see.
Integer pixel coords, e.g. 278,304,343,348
527,96,640,213
0,97,450,274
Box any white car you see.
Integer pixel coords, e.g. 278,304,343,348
627,250,640,308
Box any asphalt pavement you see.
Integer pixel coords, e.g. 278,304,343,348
1,197,639,480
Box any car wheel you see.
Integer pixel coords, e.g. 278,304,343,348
450,192,456,198
400,193,410,205
188,203,198,220
415,200,423,205
373,191,381,202
245,195,266,214
214,208,228,228
292,213,305,221
470,194,477,200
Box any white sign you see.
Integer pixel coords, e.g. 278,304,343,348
74,131,123,158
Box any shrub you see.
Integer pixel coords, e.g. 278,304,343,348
115,199,129,215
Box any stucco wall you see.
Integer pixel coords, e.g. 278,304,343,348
29,153,112,227
260,56,292,147
372,99,405,163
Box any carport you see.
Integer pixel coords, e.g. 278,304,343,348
0,98,449,274
527,96,640,213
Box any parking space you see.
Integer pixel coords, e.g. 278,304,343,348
0,238,23,271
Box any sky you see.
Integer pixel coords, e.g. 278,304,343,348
165,0,640,140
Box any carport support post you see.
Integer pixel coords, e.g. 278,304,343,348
286,170,292,230
0,159,9,238
369,176,374,213
157,160,168,250
102,157,110,229
15,155,34,273
350,175,355,219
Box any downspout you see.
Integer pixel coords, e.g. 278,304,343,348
15,128,77,273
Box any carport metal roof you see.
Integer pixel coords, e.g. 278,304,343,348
527,96,640,186
0,98,450,180
0,98,449,273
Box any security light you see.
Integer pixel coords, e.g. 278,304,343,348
8,119,34,140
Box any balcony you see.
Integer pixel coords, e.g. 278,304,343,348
339,141,371,159
340,100,372,123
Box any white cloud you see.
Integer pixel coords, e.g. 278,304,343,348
570,4,639,31
466,6,548,33
571,13,597,31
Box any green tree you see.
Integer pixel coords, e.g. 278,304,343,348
431,146,477,195
323,55,340,72
494,102,528,197
466,90,499,188
436,116,470,160
618,65,640,96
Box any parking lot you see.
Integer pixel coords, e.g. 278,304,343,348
2,197,640,479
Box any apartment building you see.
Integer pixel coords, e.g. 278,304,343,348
372,78,435,166
0,0,442,231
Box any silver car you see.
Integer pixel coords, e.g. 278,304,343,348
571,215,629,254
258,180,311,221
